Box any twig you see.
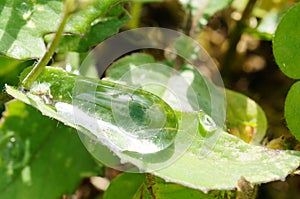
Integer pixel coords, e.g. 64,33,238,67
221,0,258,80
189,0,209,37
127,2,142,29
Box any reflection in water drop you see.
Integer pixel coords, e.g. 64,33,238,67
198,111,217,132
58,80,178,154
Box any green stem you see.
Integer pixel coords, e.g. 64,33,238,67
22,5,71,89
221,0,258,82
127,2,142,29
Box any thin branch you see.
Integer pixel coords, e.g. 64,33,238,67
189,0,209,37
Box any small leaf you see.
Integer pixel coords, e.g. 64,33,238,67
226,90,267,145
273,3,300,79
249,11,282,41
285,81,300,142
104,173,146,199
0,100,100,198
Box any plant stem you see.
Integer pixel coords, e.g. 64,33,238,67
127,2,142,29
221,0,258,81
22,4,71,89
189,0,209,37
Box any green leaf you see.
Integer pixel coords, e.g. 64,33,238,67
6,67,300,192
0,0,121,60
129,0,163,2
226,90,267,145
285,81,300,142
179,0,233,26
0,56,32,91
106,53,156,80
0,100,100,198
104,173,147,199
247,11,283,41
273,3,300,79
55,5,129,53
0,56,32,115
105,173,214,199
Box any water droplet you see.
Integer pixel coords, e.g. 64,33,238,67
198,112,217,132
16,2,33,20
58,81,178,154
0,134,29,179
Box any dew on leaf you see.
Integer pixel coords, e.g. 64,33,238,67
56,82,179,154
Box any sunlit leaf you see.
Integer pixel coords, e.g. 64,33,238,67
248,11,282,40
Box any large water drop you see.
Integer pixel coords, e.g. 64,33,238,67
61,79,178,154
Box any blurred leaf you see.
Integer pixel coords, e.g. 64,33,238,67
6,67,300,192
0,55,32,115
104,173,147,199
285,81,300,142
104,173,214,199
55,5,129,53
129,0,163,2
226,90,267,145
106,53,226,126
106,53,155,79
0,100,100,198
0,0,121,59
179,0,233,26
273,3,300,79
0,56,32,92
247,11,282,40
